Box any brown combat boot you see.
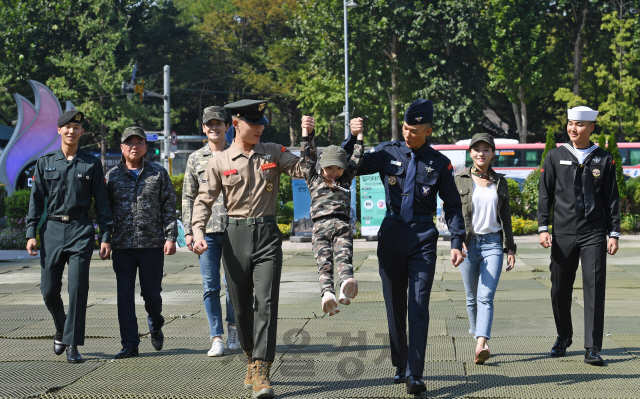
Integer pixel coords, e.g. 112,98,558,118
252,359,275,398
244,351,256,389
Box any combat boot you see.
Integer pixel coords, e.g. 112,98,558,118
252,359,275,399
244,351,256,389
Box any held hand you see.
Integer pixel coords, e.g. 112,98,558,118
350,117,364,139
539,232,552,248
185,234,194,252
192,239,208,255
506,251,516,271
99,243,111,260
451,248,465,267
301,115,315,132
26,238,38,256
302,128,308,138
164,240,177,256
608,238,619,255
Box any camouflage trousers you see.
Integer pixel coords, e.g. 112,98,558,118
312,218,354,296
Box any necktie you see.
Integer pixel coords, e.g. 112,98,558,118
400,152,417,223
574,158,596,217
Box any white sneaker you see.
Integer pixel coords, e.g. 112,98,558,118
226,325,240,351
338,278,358,305
322,292,340,316
207,337,225,357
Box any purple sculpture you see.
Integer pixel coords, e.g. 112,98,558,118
0,81,76,194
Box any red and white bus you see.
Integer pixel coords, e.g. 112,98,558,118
433,140,640,183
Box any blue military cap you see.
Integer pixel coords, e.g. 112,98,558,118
225,99,269,125
404,99,433,125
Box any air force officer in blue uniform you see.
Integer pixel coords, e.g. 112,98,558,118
343,100,465,395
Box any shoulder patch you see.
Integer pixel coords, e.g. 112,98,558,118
281,145,286,152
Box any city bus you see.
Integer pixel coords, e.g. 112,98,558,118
433,139,640,183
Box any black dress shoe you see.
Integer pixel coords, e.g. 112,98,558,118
66,346,84,363
584,348,604,366
406,375,426,395
53,332,66,355
150,329,164,351
114,347,139,359
393,367,406,384
551,337,572,357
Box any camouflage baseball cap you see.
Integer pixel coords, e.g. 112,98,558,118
320,145,348,170
121,126,146,143
203,106,228,124
469,133,495,150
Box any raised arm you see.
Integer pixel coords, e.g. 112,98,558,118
279,115,316,178
346,118,365,177
299,127,317,183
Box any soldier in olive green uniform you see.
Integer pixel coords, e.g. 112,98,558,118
26,111,113,364
183,106,239,356
191,100,315,399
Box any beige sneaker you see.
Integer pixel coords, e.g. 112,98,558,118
244,351,256,389
338,278,358,305
322,292,339,316
252,359,275,398
207,337,224,357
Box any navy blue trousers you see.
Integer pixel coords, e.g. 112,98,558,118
377,217,438,378
112,248,165,349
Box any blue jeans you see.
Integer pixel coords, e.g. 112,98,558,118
459,232,504,340
199,233,235,337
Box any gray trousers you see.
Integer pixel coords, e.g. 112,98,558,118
222,220,283,361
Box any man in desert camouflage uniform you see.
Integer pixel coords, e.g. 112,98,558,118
105,126,177,360
301,118,364,315
183,106,239,357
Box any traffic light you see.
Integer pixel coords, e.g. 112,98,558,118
155,149,160,155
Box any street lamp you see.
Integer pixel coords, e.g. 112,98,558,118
343,0,358,139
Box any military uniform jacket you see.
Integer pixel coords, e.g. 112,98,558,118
191,141,306,241
354,139,465,250
537,143,621,237
26,148,113,242
106,157,177,249
182,142,230,235
300,137,364,221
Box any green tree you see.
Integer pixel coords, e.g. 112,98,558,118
597,131,606,149
541,128,556,166
607,132,626,198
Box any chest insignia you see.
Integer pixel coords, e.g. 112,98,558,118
45,167,56,171
266,182,274,192
426,166,434,173
224,169,238,176
592,168,601,178
260,162,277,170
593,157,601,163
421,185,431,196
262,154,272,161
77,174,82,177
388,176,397,185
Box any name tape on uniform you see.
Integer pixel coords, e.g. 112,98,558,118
390,160,402,166
260,162,277,170
560,160,572,165
224,169,238,176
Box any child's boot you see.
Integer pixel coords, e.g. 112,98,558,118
339,278,358,305
322,292,340,315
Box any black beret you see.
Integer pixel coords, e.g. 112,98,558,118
225,99,269,125
404,99,433,125
58,111,84,127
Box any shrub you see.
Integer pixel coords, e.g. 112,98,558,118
278,223,291,239
0,185,6,217
522,167,541,219
277,200,294,224
4,189,31,227
511,216,539,235
506,178,526,217
621,213,640,233
170,174,184,212
0,217,26,249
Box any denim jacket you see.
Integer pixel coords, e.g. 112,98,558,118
453,168,517,254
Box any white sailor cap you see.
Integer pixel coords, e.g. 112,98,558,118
567,106,598,122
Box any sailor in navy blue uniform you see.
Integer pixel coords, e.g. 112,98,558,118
538,106,621,366
343,100,465,395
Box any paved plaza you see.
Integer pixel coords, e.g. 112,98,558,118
1,237,639,398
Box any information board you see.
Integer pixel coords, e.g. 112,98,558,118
359,174,386,236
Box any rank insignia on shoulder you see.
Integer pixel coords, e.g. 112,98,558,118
281,146,286,152
594,157,601,163
447,163,453,171
421,185,431,196
388,176,397,185
266,182,274,192
224,169,238,176
592,168,601,178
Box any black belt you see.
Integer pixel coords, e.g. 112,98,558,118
312,214,350,223
385,212,434,223
46,213,88,222
227,215,276,225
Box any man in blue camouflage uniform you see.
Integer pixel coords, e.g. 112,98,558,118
26,110,113,364
342,99,465,395
105,126,177,359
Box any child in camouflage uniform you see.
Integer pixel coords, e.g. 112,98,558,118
300,119,365,315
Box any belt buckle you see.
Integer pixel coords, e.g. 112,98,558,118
246,217,255,225
61,215,70,222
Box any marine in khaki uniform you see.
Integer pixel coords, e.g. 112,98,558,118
192,99,315,399
26,111,113,364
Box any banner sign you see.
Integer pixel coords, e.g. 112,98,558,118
359,174,386,236
292,178,357,237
